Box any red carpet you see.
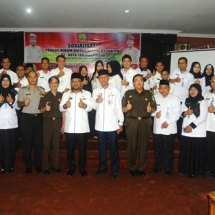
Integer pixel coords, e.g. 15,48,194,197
0,137,213,215
0,167,214,215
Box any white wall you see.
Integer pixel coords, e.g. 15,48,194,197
170,49,215,74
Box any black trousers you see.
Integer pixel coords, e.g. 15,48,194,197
0,128,18,171
153,133,175,172
97,131,119,174
21,113,43,169
65,133,88,171
207,131,215,172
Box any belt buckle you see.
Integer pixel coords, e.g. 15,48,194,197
138,117,142,120
52,117,56,120
34,114,38,117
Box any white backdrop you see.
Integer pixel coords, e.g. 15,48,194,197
170,49,215,74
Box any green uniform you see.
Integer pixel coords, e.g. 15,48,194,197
122,89,156,171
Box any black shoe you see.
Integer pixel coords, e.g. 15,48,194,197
111,172,118,179
67,169,75,176
44,169,50,175
209,172,215,179
129,170,138,176
52,167,62,174
26,168,32,174
94,169,107,175
9,168,14,173
152,169,160,174
0,169,6,174
35,167,42,173
80,169,88,177
164,171,171,176
138,170,146,176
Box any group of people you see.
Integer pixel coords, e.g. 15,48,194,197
0,54,215,180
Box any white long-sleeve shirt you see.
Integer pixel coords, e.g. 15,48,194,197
181,100,208,137
121,68,137,97
135,68,155,90
91,75,122,93
205,92,215,132
93,85,124,132
59,90,92,133
37,70,52,92
194,77,206,96
0,101,18,129
170,69,194,102
51,67,72,93
14,77,29,92
153,93,181,135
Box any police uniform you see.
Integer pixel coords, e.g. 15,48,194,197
38,91,62,171
18,86,45,170
122,89,156,172
153,81,181,174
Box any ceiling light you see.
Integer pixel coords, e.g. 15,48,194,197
125,10,129,13
27,9,32,13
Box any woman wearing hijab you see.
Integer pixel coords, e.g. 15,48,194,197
178,83,207,178
79,65,92,93
189,61,206,96
107,60,123,92
203,64,214,95
91,60,104,90
0,74,18,173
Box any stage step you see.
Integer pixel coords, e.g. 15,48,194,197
16,136,180,170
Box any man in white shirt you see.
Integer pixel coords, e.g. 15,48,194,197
152,60,165,95
25,33,42,63
51,55,73,93
205,75,215,179
0,57,18,85
37,57,51,92
169,57,194,140
60,73,92,177
122,34,140,64
135,56,154,91
121,54,137,98
93,70,124,179
153,80,180,176
15,65,29,92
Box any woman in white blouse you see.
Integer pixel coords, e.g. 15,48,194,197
178,83,207,178
106,60,123,92
189,62,206,96
0,74,18,173
203,64,214,95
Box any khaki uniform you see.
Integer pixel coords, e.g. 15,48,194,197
18,86,45,169
122,89,156,171
38,91,62,170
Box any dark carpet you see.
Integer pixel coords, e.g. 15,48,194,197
0,166,214,215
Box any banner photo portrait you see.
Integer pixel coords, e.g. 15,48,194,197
24,32,141,75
